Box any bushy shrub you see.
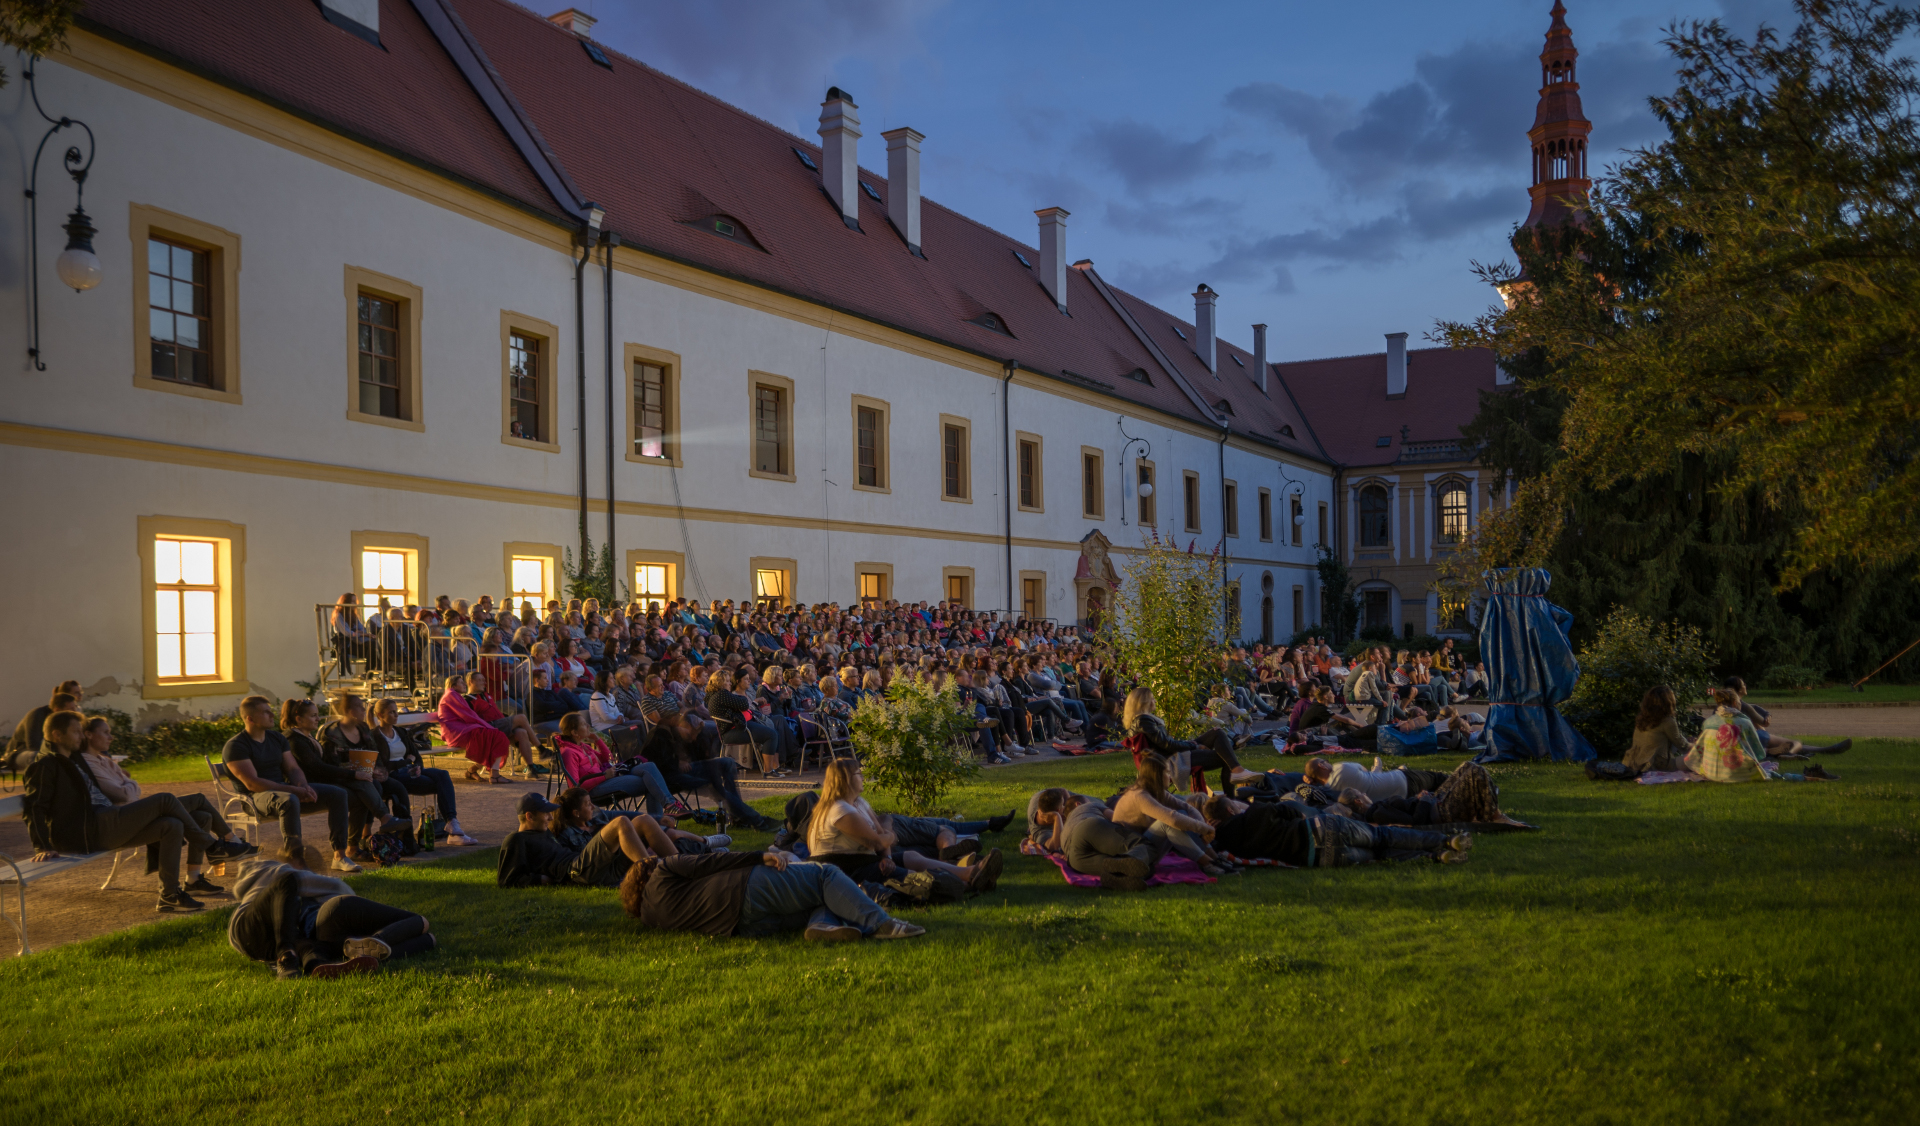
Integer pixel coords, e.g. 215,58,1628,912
848,677,979,815
82,707,244,765
1563,608,1716,757
1759,665,1825,691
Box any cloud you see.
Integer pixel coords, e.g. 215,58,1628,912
1104,195,1243,238
589,0,948,126
1077,120,1271,195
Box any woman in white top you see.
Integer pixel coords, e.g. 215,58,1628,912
805,760,1000,891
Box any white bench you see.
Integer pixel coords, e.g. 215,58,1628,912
0,794,140,955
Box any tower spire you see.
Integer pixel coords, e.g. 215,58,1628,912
1522,0,1591,228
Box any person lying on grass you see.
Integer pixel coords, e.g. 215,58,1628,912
228,856,435,980
1028,788,1101,854
497,791,680,888
804,759,1003,893
1111,759,1241,877
1686,688,1840,783
618,845,925,941
1057,793,1169,890
1199,794,1471,867
551,786,728,856
1303,756,1530,827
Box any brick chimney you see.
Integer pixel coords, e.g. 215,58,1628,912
1193,284,1218,374
1036,207,1069,312
818,87,862,231
882,127,923,255
546,7,596,35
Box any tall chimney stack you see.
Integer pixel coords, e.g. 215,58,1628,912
1386,332,1408,398
1193,284,1218,374
1036,207,1069,312
818,87,862,230
1251,323,1268,393
882,127,923,255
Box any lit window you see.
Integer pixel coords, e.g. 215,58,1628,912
858,572,884,604
510,333,543,441
634,563,670,602
154,538,219,680
1022,577,1041,621
361,549,409,619
755,568,789,605
946,573,971,608
510,557,551,611
149,239,212,387
1438,483,1470,543
635,361,669,459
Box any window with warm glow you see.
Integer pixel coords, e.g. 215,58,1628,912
755,568,789,604
361,549,409,618
154,537,220,681
858,572,884,603
510,556,551,611
634,564,670,602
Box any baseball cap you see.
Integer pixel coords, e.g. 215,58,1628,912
516,792,559,815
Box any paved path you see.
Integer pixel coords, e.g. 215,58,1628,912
1756,707,1919,741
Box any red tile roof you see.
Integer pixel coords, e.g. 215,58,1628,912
1271,346,1498,468
79,0,1446,466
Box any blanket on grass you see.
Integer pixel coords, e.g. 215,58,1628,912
1636,770,1709,785
1053,742,1121,756
1043,852,1216,887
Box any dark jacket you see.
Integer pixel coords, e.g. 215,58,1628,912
7,705,53,765
631,850,764,936
1126,713,1196,757
1212,803,1315,866
531,687,574,724
705,686,754,732
21,750,104,854
288,730,360,788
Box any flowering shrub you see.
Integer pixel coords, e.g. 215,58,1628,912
847,676,979,815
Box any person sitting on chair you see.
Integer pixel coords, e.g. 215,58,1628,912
6,685,79,775
25,710,247,912
283,697,403,864
553,712,679,816
618,844,925,941
641,709,780,832
496,791,677,888
76,715,255,897
221,696,361,873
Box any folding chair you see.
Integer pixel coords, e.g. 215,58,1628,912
204,755,260,845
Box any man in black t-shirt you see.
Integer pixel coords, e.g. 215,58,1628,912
221,696,357,871
495,791,671,888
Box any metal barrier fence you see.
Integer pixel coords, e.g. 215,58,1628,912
313,605,431,704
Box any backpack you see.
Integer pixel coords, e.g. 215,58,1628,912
362,833,405,867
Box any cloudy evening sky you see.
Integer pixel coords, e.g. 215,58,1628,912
578,0,1801,361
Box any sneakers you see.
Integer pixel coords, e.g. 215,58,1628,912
664,800,696,818
968,848,1004,892
987,752,1011,765
331,855,364,874
939,839,981,863
870,919,927,940
1436,848,1471,865
342,935,392,961
307,955,379,979
803,921,862,942
156,888,205,913
203,839,252,860
1804,762,1841,781
183,874,226,897
273,950,303,980
703,834,733,850
985,809,1017,833
1446,831,1475,853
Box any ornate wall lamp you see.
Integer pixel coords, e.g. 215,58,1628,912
24,55,101,371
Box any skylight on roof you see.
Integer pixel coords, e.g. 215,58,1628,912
1172,325,1187,340
1231,354,1244,367
1013,250,1031,268
793,148,818,171
683,214,764,251
1280,425,1296,439
860,181,882,201
1121,368,1152,385
1376,436,1392,447
581,40,612,68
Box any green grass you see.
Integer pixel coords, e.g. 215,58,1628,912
8,741,1920,1124
1742,683,1920,705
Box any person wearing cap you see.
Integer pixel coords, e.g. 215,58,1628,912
495,791,678,888
617,845,925,942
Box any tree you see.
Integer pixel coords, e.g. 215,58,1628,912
1438,0,1920,680
847,677,979,815
1100,530,1225,739
0,2,82,88
1445,0,1920,583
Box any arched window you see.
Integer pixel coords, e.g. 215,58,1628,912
1437,481,1469,543
1359,484,1391,547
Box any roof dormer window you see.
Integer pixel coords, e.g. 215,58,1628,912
969,312,1013,337
684,214,765,251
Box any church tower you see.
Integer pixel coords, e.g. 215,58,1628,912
1522,1,1592,228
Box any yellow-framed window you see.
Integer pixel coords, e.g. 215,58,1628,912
154,537,221,681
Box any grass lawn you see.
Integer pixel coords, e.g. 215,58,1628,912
8,739,1920,1124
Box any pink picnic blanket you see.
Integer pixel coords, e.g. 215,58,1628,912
1637,770,1709,785
1043,852,1216,888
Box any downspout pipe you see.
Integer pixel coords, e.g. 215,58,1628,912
1002,359,1016,619
1218,420,1230,639
574,229,592,560
604,233,619,596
